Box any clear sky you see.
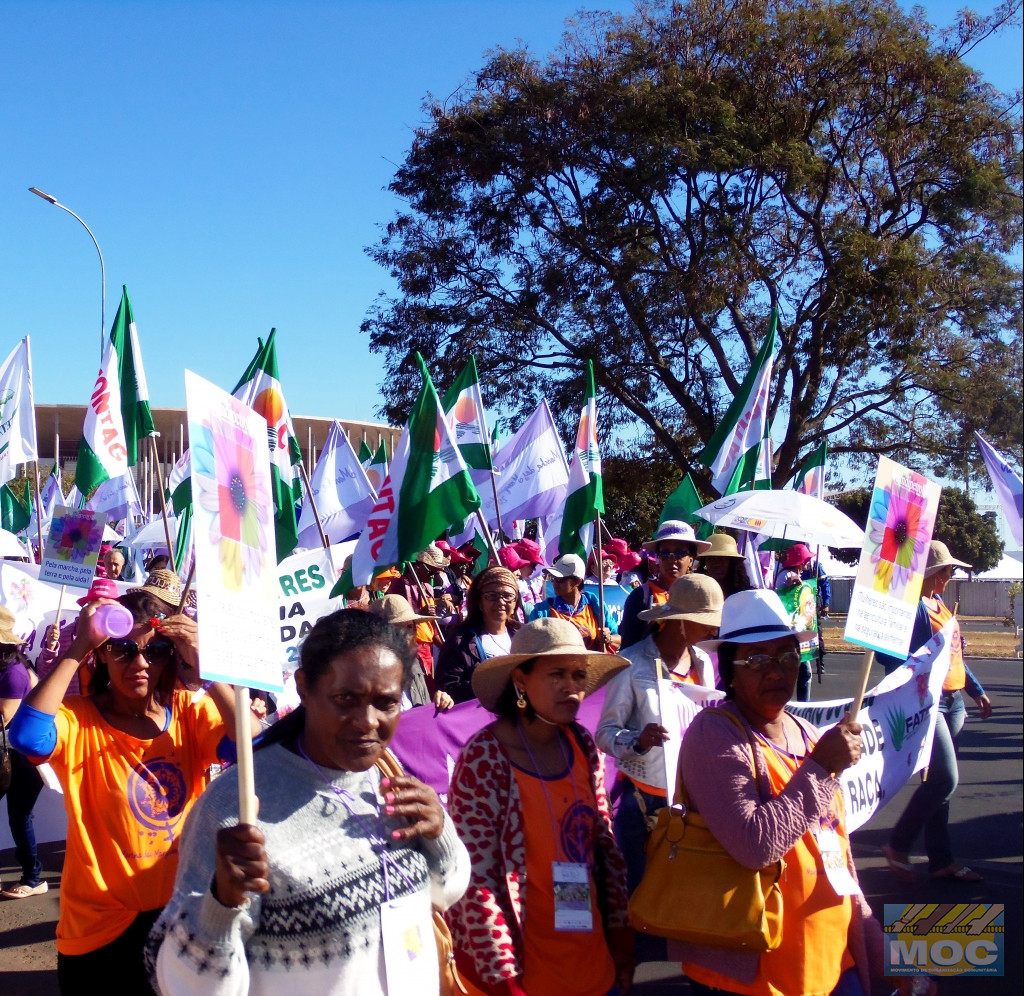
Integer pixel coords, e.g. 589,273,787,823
2,1,1020,428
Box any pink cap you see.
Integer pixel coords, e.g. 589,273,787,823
77,577,121,607
513,538,546,566
498,546,528,571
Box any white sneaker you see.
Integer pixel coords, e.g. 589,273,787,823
1,881,48,899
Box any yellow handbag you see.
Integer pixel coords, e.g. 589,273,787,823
627,710,785,952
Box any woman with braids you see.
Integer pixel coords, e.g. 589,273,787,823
149,609,469,996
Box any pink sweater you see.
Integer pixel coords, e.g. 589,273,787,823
675,701,882,992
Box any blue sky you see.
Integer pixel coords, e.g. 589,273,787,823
2,1,1020,432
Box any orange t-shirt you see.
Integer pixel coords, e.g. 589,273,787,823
647,579,670,607
44,690,227,954
925,598,966,692
512,736,615,996
684,729,854,996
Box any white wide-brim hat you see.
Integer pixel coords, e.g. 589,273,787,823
696,589,813,651
642,519,712,555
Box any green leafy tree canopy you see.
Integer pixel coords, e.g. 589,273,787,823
365,0,1022,486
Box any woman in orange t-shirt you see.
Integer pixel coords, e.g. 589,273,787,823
447,618,633,996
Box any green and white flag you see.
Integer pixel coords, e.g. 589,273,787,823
166,449,193,572
793,441,828,499
232,329,303,562
659,472,714,539
358,440,374,471
0,483,31,534
698,310,781,495
0,337,38,486
110,286,156,467
340,354,482,591
365,441,389,495
441,356,492,471
723,437,774,495
558,360,604,559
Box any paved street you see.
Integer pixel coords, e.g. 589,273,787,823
2,653,1020,995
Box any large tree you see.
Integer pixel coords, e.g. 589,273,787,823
364,0,1022,487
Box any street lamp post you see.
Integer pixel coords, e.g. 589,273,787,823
29,187,106,362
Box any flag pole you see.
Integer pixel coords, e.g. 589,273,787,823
234,686,257,825
32,462,44,557
489,474,507,548
594,511,607,652
475,509,500,564
297,460,329,550
406,562,445,645
176,560,197,615
849,650,875,718
148,437,177,565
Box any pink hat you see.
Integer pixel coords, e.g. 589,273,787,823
77,577,121,607
617,551,644,572
779,543,814,569
447,546,473,565
498,546,528,571
603,538,630,558
513,538,546,566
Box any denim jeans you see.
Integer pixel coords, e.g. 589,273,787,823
888,690,966,872
613,781,667,963
2,749,44,886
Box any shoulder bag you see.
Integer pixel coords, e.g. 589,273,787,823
375,749,468,996
0,713,12,794
627,709,785,951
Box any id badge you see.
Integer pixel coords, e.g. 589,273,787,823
380,890,440,992
816,828,860,897
553,861,593,932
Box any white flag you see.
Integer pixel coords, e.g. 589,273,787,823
298,421,378,547
85,470,144,524
0,337,39,485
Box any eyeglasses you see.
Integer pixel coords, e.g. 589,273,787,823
658,547,696,560
481,591,517,604
734,651,801,672
102,638,176,666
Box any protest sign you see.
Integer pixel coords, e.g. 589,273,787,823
277,546,346,671
788,621,952,832
845,458,940,660
38,507,105,589
583,581,630,630
185,370,281,693
777,577,819,665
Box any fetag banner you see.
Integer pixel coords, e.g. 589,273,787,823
185,370,281,693
788,621,952,832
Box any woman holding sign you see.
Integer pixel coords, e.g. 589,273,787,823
9,575,250,995
148,609,469,996
678,590,881,996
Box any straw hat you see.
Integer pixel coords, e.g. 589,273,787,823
642,519,712,554
637,574,724,626
416,543,449,570
139,569,183,608
697,589,812,651
701,533,745,560
924,541,971,578
0,606,25,646
367,594,434,627
544,553,586,580
76,577,121,607
471,617,628,712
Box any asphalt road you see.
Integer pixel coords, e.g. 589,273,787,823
2,653,1020,995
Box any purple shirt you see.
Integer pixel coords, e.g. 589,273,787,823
0,660,31,700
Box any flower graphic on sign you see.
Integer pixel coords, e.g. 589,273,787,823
53,512,104,565
864,473,933,602
193,416,272,592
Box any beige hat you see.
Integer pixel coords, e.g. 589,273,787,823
637,574,724,626
416,543,449,570
139,569,183,608
0,606,25,646
367,594,434,627
700,533,745,560
471,617,628,713
924,541,971,578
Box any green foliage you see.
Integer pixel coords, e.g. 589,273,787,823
601,454,682,547
829,485,1004,572
364,0,1022,484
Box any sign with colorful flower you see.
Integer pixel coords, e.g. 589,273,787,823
845,458,940,658
185,370,282,692
38,506,105,589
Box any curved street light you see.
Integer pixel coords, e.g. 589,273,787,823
29,187,106,361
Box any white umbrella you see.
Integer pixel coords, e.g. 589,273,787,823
126,516,178,551
694,490,864,548
0,528,30,558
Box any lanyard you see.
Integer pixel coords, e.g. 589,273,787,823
516,725,589,865
296,739,416,902
751,721,812,763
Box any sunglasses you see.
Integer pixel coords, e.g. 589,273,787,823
102,638,176,666
734,651,802,672
658,546,697,560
